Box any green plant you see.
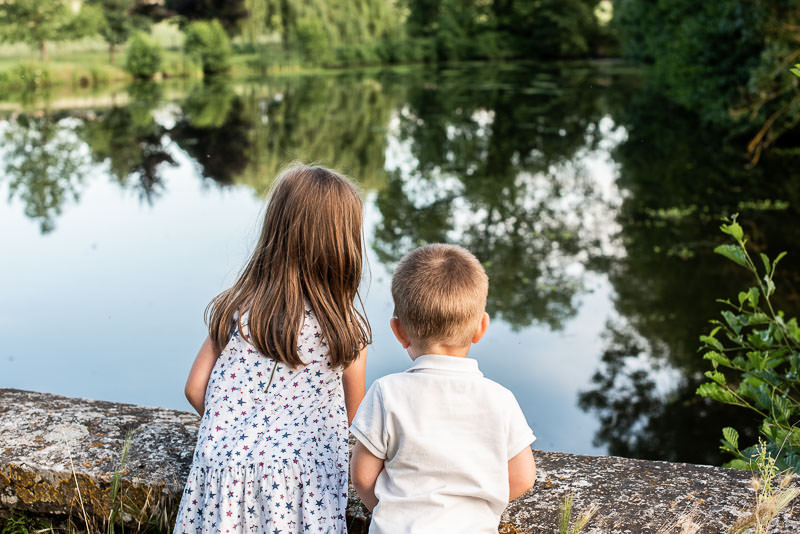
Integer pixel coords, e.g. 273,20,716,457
124,32,163,80
728,440,799,534
107,431,133,533
184,19,231,76
12,63,52,91
558,492,599,534
696,215,800,471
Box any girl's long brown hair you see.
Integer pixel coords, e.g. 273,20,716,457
205,164,371,368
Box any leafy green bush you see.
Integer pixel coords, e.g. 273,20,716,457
12,63,52,90
294,16,330,65
697,215,800,471
124,32,163,80
184,19,232,76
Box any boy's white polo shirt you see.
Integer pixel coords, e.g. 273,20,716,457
350,354,535,534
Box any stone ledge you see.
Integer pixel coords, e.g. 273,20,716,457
1,388,798,533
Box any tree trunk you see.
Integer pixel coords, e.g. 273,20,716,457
40,41,47,62
109,43,115,64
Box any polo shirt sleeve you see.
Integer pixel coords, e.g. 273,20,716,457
506,393,536,459
350,381,388,459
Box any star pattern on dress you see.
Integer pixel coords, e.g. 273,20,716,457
174,308,348,533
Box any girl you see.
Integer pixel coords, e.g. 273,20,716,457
174,164,371,534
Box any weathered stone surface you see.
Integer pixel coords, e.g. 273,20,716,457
503,452,800,533
1,388,798,533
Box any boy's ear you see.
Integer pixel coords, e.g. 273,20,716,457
471,312,490,344
390,317,411,348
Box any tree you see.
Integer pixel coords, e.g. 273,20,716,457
167,0,249,34
184,19,232,75
613,0,800,162
86,0,151,63
125,32,164,79
0,1,100,61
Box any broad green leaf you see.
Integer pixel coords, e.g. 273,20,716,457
723,458,751,470
704,351,731,367
722,427,739,450
773,396,791,423
720,221,743,241
764,276,776,297
748,287,760,309
789,428,800,447
704,370,727,385
746,312,770,325
714,244,748,267
721,311,742,334
697,382,737,403
760,252,771,274
700,334,724,352
772,251,787,272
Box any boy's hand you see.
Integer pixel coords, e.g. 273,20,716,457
350,440,384,511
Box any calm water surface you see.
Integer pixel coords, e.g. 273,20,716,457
1,63,799,464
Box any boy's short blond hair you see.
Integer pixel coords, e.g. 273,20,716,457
391,244,488,347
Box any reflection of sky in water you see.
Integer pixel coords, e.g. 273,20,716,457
0,112,639,457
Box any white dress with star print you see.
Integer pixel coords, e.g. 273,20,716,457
174,308,348,534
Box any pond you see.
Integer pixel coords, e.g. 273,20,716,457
1,62,799,465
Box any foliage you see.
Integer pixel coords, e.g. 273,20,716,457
613,0,800,161
1,114,91,233
86,0,152,63
0,0,101,60
696,215,800,472
184,19,232,75
372,64,612,330
167,0,249,35
728,440,799,534
406,0,602,61
82,81,175,201
125,32,164,79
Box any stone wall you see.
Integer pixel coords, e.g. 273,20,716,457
1,388,798,533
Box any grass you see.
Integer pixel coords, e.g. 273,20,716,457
0,432,176,534
558,493,599,534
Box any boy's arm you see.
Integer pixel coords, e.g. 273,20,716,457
185,336,220,415
350,440,384,511
508,446,536,501
342,346,368,425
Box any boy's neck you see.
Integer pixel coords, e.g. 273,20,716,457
408,343,471,360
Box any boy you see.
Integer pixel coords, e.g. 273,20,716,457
350,244,537,533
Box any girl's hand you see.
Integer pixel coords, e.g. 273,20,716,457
184,336,220,416
342,346,368,425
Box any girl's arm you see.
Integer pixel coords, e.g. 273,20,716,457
342,346,368,425
184,336,220,416
508,446,536,501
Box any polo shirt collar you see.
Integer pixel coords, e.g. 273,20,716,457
407,354,483,376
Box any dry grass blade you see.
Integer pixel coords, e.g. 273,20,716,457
67,445,92,534
570,502,600,533
656,509,701,534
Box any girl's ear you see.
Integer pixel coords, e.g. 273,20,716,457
390,318,411,349
471,312,490,344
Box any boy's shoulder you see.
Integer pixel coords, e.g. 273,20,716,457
371,366,519,404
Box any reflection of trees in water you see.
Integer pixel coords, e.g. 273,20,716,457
83,82,176,203
4,65,800,464
373,64,623,329
578,321,761,465
169,81,251,185
2,114,91,233
0,72,400,232
237,73,400,194
579,87,800,464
